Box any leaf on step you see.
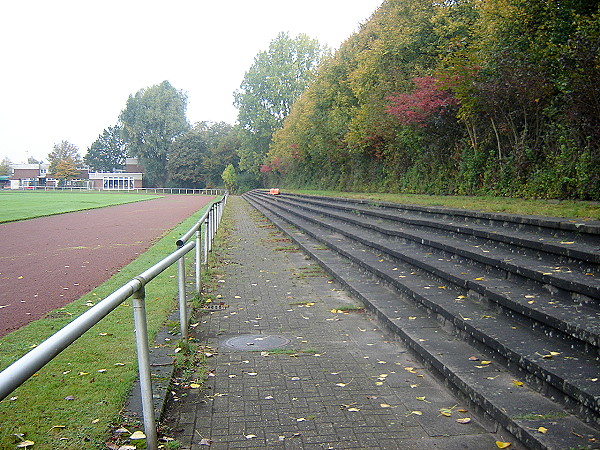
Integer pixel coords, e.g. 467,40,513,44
496,441,511,448
512,380,524,387
456,417,472,424
537,426,548,434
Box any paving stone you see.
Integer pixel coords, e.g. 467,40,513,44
163,197,518,449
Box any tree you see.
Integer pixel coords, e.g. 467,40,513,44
119,81,189,187
84,125,127,172
167,122,241,188
221,164,238,193
0,157,11,176
27,156,42,164
234,32,327,175
47,141,82,185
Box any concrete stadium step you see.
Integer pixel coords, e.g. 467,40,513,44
283,192,600,265
261,192,600,302
252,192,600,350
243,190,600,450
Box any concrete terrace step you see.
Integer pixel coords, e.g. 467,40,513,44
265,193,600,301
253,192,600,350
244,190,600,450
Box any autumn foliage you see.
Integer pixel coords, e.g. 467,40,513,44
261,0,599,200
386,77,457,128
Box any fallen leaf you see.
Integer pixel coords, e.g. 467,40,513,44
199,438,212,446
336,383,347,387
380,403,392,408
296,418,306,422
190,383,201,389
130,431,146,440
456,417,472,424
538,426,548,434
439,408,453,417
245,434,257,439
347,407,360,412
512,380,524,387
496,441,511,448
405,367,417,374
408,410,423,416
114,427,130,434
64,395,76,401
16,441,34,448
416,396,431,403
481,361,492,365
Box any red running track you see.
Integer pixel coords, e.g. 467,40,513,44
0,195,213,337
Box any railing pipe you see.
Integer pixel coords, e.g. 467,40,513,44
203,215,209,267
0,280,141,401
177,253,188,340
131,285,158,450
195,229,201,293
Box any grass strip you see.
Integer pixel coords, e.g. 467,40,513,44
290,190,600,220
0,191,162,223
0,201,214,449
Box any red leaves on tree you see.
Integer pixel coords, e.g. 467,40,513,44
386,76,457,128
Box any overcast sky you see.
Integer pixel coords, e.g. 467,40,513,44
0,0,383,164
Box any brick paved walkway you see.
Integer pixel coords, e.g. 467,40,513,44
165,197,514,449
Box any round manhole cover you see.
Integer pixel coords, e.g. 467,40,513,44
223,334,290,351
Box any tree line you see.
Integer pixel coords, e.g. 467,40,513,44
31,31,323,190
17,0,598,198
260,0,599,200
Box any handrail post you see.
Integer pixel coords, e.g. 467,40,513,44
131,285,158,450
204,215,210,266
195,229,201,294
177,251,188,341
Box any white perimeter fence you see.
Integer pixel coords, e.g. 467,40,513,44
0,193,228,449
10,186,226,195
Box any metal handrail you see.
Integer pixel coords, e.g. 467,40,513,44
0,193,228,450
174,194,227,339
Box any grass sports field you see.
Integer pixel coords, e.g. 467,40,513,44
0,190,162,223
